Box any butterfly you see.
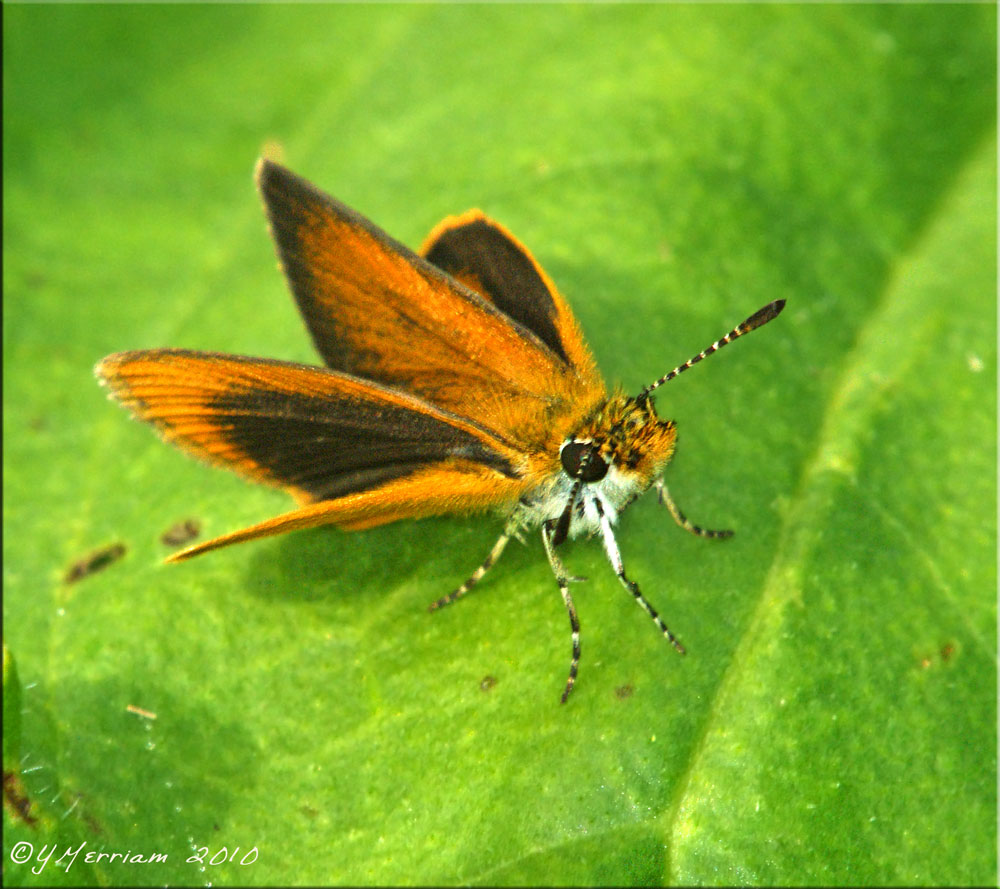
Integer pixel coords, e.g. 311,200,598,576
97,159,784,701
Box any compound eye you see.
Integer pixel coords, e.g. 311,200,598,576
560,441,609,483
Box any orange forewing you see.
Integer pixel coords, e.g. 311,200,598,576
256,160,605,453
96,350,531,518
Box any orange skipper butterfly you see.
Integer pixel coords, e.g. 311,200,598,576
97,160,784,701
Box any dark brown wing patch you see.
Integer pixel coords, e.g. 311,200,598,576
422,214,570,364
419,209,603,388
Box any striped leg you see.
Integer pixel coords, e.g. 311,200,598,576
428,522,514,612
595,498,686,655
542,521,582,704
655,480,733,540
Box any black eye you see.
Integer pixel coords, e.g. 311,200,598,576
560,441,609,482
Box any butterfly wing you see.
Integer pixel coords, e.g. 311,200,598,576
256,160,605,452
159,461,529,561
419,209,599,380
96,350,531,556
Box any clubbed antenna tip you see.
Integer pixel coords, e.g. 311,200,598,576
638,299,786,399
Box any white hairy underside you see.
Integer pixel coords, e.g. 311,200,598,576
512,463,651,538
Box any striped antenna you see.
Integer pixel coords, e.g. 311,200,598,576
638,299,786,400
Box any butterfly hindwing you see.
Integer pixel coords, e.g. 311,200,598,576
419,210,600,383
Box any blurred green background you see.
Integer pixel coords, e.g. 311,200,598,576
3,5,995,886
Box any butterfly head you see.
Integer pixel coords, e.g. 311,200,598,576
562,392,677,487
545,393,677,546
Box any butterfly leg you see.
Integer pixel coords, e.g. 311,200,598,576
595,498,686,655
542,520,583,704
428,521,515,612
655,479,733,540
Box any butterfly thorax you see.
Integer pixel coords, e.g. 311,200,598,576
514,391,677,538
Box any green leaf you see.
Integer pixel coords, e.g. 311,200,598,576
4,644,23,768
4,5,995,886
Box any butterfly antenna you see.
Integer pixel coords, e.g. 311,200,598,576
638,299,785,400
